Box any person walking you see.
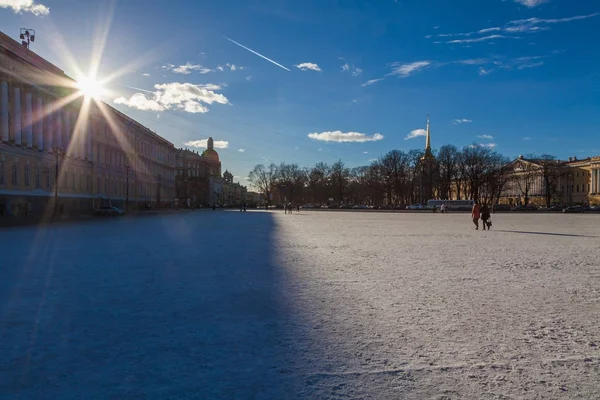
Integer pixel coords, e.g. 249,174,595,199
471,202,481,230
481,203,491,230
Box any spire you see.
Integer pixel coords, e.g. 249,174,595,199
425,114,431,152
207,137,214,150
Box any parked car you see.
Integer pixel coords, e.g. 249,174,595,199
512,205,538,212
563,206,585,213
94,206,124,217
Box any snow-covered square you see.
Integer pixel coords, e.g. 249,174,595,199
1,211,599,399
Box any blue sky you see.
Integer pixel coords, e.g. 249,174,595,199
1,0,599,181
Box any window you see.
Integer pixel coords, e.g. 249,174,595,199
576,184,580,192
0,162,4,184
72,172,75,190
23,165,29,186
45,167,50,188
11,164,18,185
97,177,101,193
35,167,40,188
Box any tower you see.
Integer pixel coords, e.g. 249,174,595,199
419,115,437,203
207,137,214,151
422,115,434,161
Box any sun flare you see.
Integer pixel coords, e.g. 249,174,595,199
76,76,105,99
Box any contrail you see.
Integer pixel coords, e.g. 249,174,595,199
117,84,155,93
223,36,290,72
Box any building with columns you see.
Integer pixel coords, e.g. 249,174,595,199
499,155,600,207
0,31,176,216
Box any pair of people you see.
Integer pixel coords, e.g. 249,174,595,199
471,203,492,230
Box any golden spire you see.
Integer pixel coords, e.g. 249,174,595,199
425,114,431,152
422,114,434,159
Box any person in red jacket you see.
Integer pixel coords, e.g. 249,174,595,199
471,202,481,230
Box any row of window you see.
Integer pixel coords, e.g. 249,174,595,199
0,162,173,196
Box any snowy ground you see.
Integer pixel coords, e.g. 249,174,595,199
1,211,599,399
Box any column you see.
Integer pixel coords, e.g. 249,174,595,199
24,91,33,147
0,82,8,142
55,107,63,149
12,86,21,145
34,97,43,150
63,110,71,153
45,101,53,151
86,121,92,161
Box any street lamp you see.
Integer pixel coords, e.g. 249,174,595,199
124,164,130,210
53,146,62,216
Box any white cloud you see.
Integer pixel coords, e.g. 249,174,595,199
479,143,496,148
431,12,599,44
512,0,548,7
479,27,502,34
405,129,427,140
185,139,229,149
295,62,321,72
362,151,368,154
245,76,252,81
114,82,229,114
361,78,384,87
447,35,508,44
0,0,49,15
218,63,245,72
478,67,491,76
459,59,488,65
163,63,213,75
523,137,531,140
368,158,378,162
477,134,494,140
453,118,472,125
308,131,384,143
341,63,362,76
389,61,431,77
238,148,245,152
115,93,165,112
506,13,599,33
141,73,150,77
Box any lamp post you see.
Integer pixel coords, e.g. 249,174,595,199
53,146,62,217
125,164,130,211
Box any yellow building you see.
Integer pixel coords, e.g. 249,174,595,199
565,156,600,206
0,31,176,217
500,155,600,207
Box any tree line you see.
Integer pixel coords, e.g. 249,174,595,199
248,144,562,207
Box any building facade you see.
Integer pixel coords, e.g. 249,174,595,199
175,138,247,207
0,31,176,217
500,155,600,206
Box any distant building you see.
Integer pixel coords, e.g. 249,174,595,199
0,31,176,217
500,155,600,206
175,137,246,207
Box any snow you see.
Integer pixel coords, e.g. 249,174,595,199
1,211,599,399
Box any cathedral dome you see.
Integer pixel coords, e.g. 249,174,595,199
202,137,220,161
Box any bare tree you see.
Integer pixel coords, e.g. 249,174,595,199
330,160,350,203
437,145,460,200
537,154,565,207
512,157,539,206
248,163,277,206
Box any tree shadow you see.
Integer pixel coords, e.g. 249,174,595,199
494,229,598,238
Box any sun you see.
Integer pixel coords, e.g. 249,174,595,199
76,75,105,99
